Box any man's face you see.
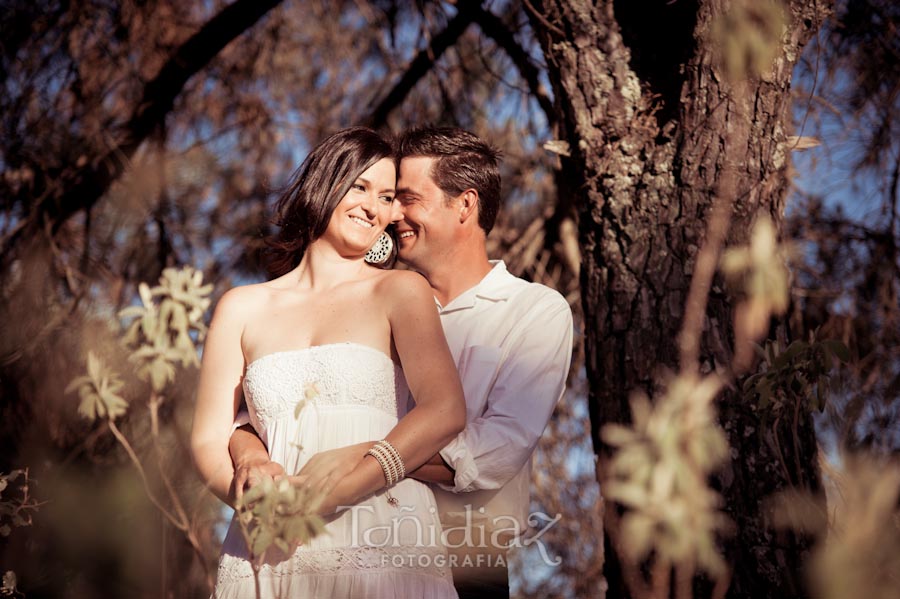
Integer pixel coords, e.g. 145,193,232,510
395,156,458,272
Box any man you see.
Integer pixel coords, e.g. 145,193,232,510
230,127,573,597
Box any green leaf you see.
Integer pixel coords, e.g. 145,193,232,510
138,282,153,306
605,481,649,509
118,305,146,320
773,341,808,370
742,373,761,392
601,424,638,447
766,341,777,366
620,512,655,561
822,340,851,363
146,357,176,392
69,353,128,421
98,389,128,420
87,351,102,381
758,382,771,409
64,375,92,396
250,527,274,556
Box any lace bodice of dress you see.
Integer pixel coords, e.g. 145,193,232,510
242,342,408,430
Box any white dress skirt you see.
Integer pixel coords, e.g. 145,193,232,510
215,343,457,598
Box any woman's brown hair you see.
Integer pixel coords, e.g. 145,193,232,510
264,127,396,277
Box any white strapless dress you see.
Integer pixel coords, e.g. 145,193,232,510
215,343,457,598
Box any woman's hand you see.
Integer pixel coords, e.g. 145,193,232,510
277,472,354,516
292,441,375,498
312,476,358,516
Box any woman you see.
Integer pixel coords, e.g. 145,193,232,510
191,127,465,597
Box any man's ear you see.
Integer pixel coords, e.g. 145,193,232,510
458,189,479,224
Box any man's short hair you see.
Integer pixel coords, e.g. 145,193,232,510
398,127,501,235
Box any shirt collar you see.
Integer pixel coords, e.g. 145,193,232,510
437,260,517,313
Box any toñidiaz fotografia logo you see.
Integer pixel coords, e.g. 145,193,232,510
340,503,563,567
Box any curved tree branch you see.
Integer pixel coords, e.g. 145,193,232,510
1,0,285,265
472,5,556,127
364,0,481,129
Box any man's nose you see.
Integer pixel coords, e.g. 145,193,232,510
390,201,405,223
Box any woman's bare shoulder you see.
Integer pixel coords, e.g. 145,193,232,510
374,269,432,299
212,282,271,320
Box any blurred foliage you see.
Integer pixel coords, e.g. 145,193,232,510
66,266,212,416
119,267,212,392
0,469,39,542
742,337,849,417
0,469,39,540
235,477,326,563
602,374,730,579
0,570,17,597
711,0,788,81
788,0,900,455
232,379,325,574
62,266,218,592
771,455,900,599
721,216,792,371
65,351,128,421
0,469,39,599
0,0,898,597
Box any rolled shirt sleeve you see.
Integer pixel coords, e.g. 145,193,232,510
232,406,251,433
438,291,573,493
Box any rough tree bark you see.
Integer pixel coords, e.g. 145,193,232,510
527,1,828,597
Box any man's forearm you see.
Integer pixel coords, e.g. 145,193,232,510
229,423,268,466
408,452,455,486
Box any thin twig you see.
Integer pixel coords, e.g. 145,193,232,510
771,415,795,486
677,190,734,374
651,558,670,599
148,393,213,587
712,565,732,599
107,419,183,528
521,0,566,38
599,473,650,598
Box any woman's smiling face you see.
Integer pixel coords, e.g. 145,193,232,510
320,157,399,255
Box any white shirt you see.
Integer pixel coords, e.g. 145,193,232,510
431,261,573,535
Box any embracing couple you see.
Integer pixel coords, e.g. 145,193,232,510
191,126,573,598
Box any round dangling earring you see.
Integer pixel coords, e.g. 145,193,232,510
364,232,392,264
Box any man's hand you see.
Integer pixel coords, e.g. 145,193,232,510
292,441,375,498
229,424,284,503
408,452,456,486
233,457,286,503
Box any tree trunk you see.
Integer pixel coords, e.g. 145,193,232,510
528,1,828,597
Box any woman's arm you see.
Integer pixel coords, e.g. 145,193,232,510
190,287,253,507
384,272,467,462
312,272,466,511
